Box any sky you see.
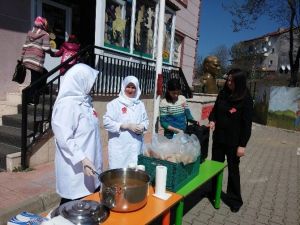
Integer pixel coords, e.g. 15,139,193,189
197,0,280,61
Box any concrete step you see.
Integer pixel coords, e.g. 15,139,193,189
2,114,45,131
6,92,22,105
0,142,21,170
0,126,23,148
0,125,32,148
0,101,18,125
17,104,51,116
0,101,18,114
36,94,57,105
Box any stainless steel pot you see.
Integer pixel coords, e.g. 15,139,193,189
99,168,150,212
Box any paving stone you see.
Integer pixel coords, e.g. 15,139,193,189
214,206,230,216
224,215,241,224
284,210,300,220
282,221,299,225
1,124,299,225
201,206,216,217
193,216,210,225
209,214,227,224
239,214,255,222
271,209,285,217
260,203,274,210
192,212,213,224
269,215,284,225
239,218,256,225
223,221,239,225
242,207,258,218
255,214,269,224
257,208,272,217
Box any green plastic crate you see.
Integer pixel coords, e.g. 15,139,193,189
138,154,200,192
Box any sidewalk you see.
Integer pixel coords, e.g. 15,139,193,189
0,123,299,225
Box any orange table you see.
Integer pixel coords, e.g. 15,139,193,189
84,186,182,225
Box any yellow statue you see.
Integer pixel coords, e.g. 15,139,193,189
145,7,154,51
200,56,221,94
112,6,126,45
135,5,145,46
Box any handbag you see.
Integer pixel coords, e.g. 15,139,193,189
185,119,209,163
12,60,26,84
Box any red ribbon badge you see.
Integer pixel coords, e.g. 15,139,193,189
93,110,98,118
122,107,127,114
229,107,237,114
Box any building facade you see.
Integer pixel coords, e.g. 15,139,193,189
0,0,201,100
231,28,300,79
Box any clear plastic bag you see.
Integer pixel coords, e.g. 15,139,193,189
143,133,201,165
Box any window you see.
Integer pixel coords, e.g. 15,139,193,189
103,0,177,63
104,0,132,51
134,0,156,57
173,32,184,66
163,9,175,62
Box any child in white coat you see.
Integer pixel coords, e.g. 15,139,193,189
103,76,149,169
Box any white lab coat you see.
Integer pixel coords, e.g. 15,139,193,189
51,64,102,200
103,76,149,169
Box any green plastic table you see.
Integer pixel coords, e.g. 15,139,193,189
175,160,227,225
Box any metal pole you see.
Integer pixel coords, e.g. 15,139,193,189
153,0,165,134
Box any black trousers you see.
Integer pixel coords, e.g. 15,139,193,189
28,69,47,104
211,142,243,208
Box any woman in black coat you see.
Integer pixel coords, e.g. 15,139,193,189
208,68,253,213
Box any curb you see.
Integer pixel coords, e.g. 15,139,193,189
0,191,60,225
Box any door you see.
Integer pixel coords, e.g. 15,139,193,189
37,0,72,79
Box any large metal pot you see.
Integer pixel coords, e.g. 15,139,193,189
99,168,150,212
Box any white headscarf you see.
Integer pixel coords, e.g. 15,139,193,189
54,63,99,107
118,75,141,107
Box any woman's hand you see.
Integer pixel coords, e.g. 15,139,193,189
82,158,96,176
237,146,245,157
121,123,144,134
208,121,215,130
176,129,184,134
167,125,183,134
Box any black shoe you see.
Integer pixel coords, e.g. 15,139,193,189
230,206,240,213
221,192,241,213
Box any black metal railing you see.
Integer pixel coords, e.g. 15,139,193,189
21,45,192,168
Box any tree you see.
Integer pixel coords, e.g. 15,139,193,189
209,44,230,76
195,56,204,78
230,42,252,73
224,0,300,86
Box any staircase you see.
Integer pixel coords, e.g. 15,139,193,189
0,92,54,171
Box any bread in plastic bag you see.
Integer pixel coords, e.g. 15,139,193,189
143,133,200,165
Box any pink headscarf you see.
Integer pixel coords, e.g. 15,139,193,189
34,16,48,31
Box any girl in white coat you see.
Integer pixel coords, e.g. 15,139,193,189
51,63,102,205
103,76,149,169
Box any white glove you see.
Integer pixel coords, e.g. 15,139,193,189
121,123,144,134
135,124,144,134
82,157,96,176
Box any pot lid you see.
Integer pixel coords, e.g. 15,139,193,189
59,200,109,225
